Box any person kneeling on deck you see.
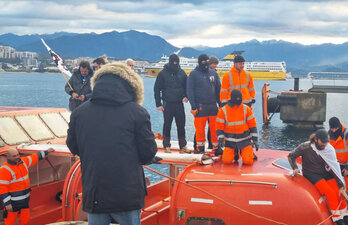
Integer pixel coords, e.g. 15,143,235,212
215,89,258,165
0,148,54,225
288,129,348,225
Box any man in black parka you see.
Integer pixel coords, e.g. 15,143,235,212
65,61,94,111
154,53,190,154
66,63,157,225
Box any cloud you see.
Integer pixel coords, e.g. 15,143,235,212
0,0,347,47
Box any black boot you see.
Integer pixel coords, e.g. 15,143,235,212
336,219,345,225
343,215,348,224
194,146,205,154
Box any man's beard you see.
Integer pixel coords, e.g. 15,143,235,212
315,141,325,150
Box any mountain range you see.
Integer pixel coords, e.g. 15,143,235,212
1,30,348,76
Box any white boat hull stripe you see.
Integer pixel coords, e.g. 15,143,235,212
249,200,272,205
191,198,214,204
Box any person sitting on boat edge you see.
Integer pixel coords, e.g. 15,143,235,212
154,53,190,154
288,129,348,225
66,62,157,225
187,54,221,154
215,89,258,165
64,61,94,111
0,148,55,225
328,117,348,189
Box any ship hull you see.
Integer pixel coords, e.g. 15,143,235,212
145,68,286,80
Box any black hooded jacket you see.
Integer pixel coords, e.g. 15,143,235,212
66,63,157,213
154,63,187,107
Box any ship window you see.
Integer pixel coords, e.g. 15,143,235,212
0,117,30,145
15,115,54,141
39,113,68,138
60,111,71,123
272,158,302,171
187,217,225,225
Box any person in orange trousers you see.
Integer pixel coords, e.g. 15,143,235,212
288,129,348,225
215,89,258,165
0,148,54,225
187,54,221,153
328,117,348,191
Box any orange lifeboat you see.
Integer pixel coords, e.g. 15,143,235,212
0,106,337,225
169,150,333,225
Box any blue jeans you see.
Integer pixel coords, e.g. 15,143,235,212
88,209,141,225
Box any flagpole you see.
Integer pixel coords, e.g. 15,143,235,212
61,71,74,91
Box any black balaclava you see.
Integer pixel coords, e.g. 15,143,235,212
168,54,180,71
329,117,342,140
228,89,243,107
198,54,209,73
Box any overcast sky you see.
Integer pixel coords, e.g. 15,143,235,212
1,0,348,47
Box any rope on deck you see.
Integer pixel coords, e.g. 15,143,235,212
144,165,340,225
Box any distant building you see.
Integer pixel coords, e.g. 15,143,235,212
0,45,38,67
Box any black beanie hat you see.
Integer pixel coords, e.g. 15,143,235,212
229,89,243,106
198,54,209,63
169,54,179,64
315,129,329,143
329,117,341,129
234,55,245,63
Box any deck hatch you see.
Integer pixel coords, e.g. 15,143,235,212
40,113,68,138
0,117,30,145
15,114,54,141
60,111,71,123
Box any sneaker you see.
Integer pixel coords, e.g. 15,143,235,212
253,152,258,160
164,147,171,153
180,146,191,154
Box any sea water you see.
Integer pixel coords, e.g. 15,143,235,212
1,72,347,182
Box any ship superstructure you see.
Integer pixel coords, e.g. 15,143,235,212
145,51,287,80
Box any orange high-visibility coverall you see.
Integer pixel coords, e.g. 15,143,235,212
220,66,255,107
215,104,258,165
329,125,348,189
0,151,47,225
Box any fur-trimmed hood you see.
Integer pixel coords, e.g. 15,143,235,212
90,62,144,105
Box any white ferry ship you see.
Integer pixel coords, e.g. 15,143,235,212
145,51,287,80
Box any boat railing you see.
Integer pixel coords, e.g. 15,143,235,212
184,179,278,188
307,71,348,93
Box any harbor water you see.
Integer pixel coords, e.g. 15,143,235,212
1,72,347,182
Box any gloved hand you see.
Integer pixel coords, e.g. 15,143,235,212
190,109,198,116
151,156,162,164
253,142,259,151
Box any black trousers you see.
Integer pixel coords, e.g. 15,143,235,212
163,102,187,148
